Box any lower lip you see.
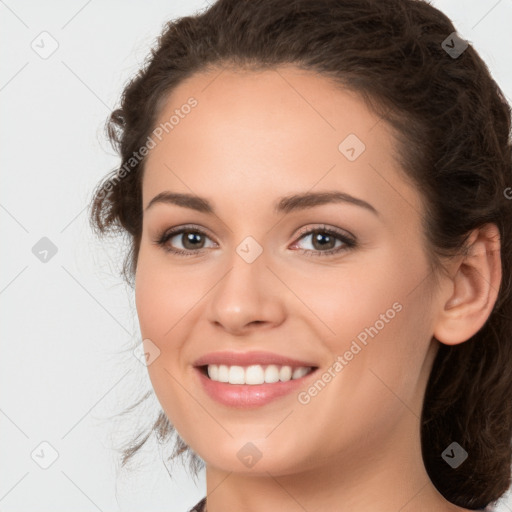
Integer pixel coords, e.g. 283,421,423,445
195,367,317,408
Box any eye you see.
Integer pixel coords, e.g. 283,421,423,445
290,225,357,257
153,224,357,258
154,225,217,257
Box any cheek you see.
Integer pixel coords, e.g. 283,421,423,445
134,250,209,410
295,258,405,343
316,247,433,388
134,259,200,439
134,249,200,337
302,304,430,459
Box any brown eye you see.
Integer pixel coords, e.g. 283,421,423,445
179,231,207,250
155,225,217,256
309,230,337,251
292,226,357,257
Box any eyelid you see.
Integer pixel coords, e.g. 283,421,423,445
159,223,218,242
293,223,356,243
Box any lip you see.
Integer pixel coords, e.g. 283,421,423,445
193,351,319,408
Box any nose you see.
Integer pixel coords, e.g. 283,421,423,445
206,249,286,336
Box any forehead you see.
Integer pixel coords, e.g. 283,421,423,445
142,65,422,223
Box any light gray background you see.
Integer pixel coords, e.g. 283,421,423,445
1,1,511,511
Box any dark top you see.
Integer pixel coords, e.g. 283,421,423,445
188,496,492,511
188,497,206,512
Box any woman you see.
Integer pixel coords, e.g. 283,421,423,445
89,0,512,510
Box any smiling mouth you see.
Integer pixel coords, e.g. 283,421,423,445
198,364,318,385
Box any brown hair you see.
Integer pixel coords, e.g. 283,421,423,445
89,0,512,508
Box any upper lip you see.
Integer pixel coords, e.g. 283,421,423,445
193,351,318,368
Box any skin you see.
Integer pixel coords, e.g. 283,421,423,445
135,65,501,512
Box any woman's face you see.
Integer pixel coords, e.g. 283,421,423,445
135,65,443,477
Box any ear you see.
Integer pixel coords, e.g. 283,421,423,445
433,223,502,346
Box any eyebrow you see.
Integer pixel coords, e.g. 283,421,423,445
144,190,379,216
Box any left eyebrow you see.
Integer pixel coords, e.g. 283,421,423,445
144,190,379,217
274,191,379,216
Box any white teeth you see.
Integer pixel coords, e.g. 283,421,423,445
292,367,310,379
264,364,280,383
246,365,265,385
208,364,219,381
279,365,292,381
228,365,245,384
217,364,229,382
206,364,313,384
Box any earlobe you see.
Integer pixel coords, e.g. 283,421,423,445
433,223,502,346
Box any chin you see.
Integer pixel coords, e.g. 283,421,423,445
195,437,305,476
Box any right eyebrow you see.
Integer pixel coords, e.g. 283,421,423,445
145,192,212,213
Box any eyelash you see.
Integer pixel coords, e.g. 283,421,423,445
153,224,357,258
